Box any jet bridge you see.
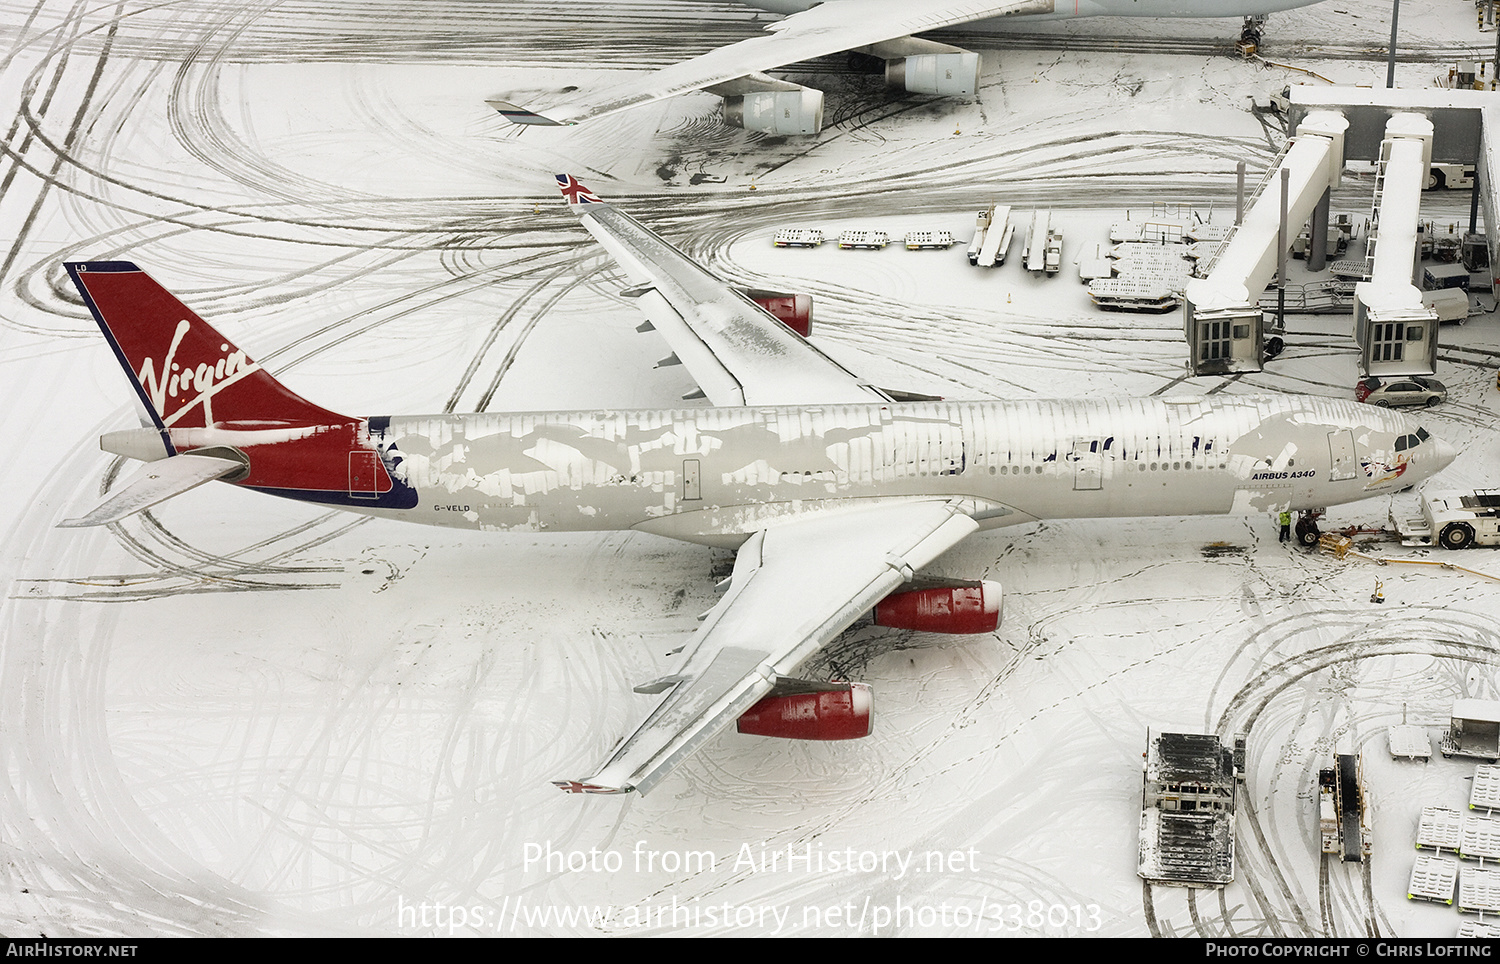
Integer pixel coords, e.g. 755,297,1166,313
1289,85,1496,288
1184,111,1348,376
1355,114,1439,378
1187,86,1496,378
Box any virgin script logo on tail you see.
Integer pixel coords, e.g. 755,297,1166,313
135,318,260,427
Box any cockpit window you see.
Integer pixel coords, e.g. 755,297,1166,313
1396,436,1409,452
1417,427,1431,443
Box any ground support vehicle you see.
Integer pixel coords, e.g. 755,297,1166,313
1392,490,1500,549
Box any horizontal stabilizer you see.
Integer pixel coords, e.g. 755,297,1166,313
59,453,247,528
486,100,565,126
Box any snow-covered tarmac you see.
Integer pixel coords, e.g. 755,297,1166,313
2,0,1499,937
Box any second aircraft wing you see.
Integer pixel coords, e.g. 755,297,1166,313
491,0,1054,128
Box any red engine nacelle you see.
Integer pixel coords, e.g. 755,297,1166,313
873,581,1002,634
737,682,871,740
742,288,813,337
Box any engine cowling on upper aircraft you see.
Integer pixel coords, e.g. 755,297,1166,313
721,86,825,135
886,52,982,97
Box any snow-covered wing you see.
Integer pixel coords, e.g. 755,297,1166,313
558,175,883,406
565,499,980,795
492,0,1054,126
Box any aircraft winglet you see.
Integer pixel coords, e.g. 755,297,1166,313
487,100,566,126
554,174,603,206
552,780,630,795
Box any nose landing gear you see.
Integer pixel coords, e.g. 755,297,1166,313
1237,15,1267,57
1296,509,1325,548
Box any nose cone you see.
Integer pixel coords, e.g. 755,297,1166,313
1432,435,1458,473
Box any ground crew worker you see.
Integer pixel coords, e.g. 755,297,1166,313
1278,510,1291,543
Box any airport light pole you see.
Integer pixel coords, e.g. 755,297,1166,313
1277,168,1289,333
1236,161,1246,226
1386,0,1400,88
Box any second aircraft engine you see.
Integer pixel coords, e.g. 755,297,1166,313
885,51,981,97
722,86,825,135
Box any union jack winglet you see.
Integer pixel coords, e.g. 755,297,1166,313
555,174,603,206
552,779,629,794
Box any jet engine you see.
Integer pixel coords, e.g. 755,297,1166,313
885,52,981,97
862,36,981,98
873,581,1002,634
737,682,872,740
722,86,825,135
741,288,812,337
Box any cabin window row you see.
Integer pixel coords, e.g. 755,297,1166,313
982,460,1232,474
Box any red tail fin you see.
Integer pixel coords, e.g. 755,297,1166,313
66,262,347,434
66,261,414,510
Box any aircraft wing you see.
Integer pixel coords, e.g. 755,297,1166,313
559,499,980,795
555,174,886,407
491,0,1054,127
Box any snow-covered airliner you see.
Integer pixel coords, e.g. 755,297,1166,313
63,174,1452,795
490,0,1324,134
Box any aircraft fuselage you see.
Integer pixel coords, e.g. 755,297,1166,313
739,0,1320,22
240,395,1448,548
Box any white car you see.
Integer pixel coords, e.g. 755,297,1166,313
1359,375,1447,408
